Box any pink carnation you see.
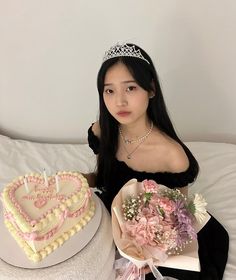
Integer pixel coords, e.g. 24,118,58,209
124,215,160,247
121,179,201,255
157,197,176,213
143,179,159,193
138,204,158,218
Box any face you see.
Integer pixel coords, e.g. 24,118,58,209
103,62,151,125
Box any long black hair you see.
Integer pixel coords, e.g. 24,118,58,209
96,43,199,185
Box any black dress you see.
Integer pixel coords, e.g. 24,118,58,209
88,126,229,280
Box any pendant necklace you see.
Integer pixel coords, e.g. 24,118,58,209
119,122,153,159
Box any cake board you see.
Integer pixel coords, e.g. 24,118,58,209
0,193,102,269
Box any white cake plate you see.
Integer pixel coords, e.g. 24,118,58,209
0,193,102,269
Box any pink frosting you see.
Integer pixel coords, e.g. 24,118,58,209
4,188,91,241
8,174,83,224
5,210,68,241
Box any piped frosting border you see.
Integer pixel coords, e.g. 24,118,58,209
1,171,96,262
4,198,95,262
2,172,88,233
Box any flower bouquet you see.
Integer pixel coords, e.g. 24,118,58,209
111,179,210,280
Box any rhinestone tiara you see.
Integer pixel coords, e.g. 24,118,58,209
103,43,150,64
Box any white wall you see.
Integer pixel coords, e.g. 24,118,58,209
0,1,235,144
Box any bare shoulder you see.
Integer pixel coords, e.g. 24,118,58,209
91,121,101,138
165,140,189,173
148,130,189,173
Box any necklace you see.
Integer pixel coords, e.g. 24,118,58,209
119,121,153,144
119,122,153,159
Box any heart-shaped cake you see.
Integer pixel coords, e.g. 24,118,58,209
1,171,95,262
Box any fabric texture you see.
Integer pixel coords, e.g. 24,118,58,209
88,126,229,280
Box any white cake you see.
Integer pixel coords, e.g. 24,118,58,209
1,171,95,262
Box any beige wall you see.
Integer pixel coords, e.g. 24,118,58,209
0,1,235,143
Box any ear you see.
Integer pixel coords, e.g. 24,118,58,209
149,80,156,98
148,91,155,99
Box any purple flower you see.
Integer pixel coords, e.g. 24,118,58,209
174,199,197,246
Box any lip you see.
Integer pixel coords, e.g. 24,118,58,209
117,111,131,117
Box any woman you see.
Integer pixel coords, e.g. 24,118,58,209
86,43,229,280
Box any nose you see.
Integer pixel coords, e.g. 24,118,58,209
115,91,127,106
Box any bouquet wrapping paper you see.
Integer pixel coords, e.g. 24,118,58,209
112,179,210,279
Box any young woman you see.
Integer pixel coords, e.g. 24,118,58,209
86,43,229,280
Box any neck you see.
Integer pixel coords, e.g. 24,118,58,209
119,119,153,143
120,118,150,137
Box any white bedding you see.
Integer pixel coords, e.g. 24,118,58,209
0,135,235,279
187,142,236,280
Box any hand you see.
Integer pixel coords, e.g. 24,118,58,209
142,265,151,274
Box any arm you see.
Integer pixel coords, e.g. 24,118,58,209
83,121,100,188
167,142,190,197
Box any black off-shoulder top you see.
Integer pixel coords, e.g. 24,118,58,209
88,125,196,210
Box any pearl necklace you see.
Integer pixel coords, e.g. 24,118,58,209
119,122,153,159
119,122,153,144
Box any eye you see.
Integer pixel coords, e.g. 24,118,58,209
126,86,136,92
104,88,113,94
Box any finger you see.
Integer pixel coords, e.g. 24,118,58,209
142,266,151,274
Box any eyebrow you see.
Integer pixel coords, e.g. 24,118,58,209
104,80,137,86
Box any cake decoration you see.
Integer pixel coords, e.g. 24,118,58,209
1,171,95,262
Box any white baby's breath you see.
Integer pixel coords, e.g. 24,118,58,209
193,193,207,223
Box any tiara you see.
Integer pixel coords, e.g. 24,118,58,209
103,43,150,64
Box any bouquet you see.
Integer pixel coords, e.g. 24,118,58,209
112,179,210,280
